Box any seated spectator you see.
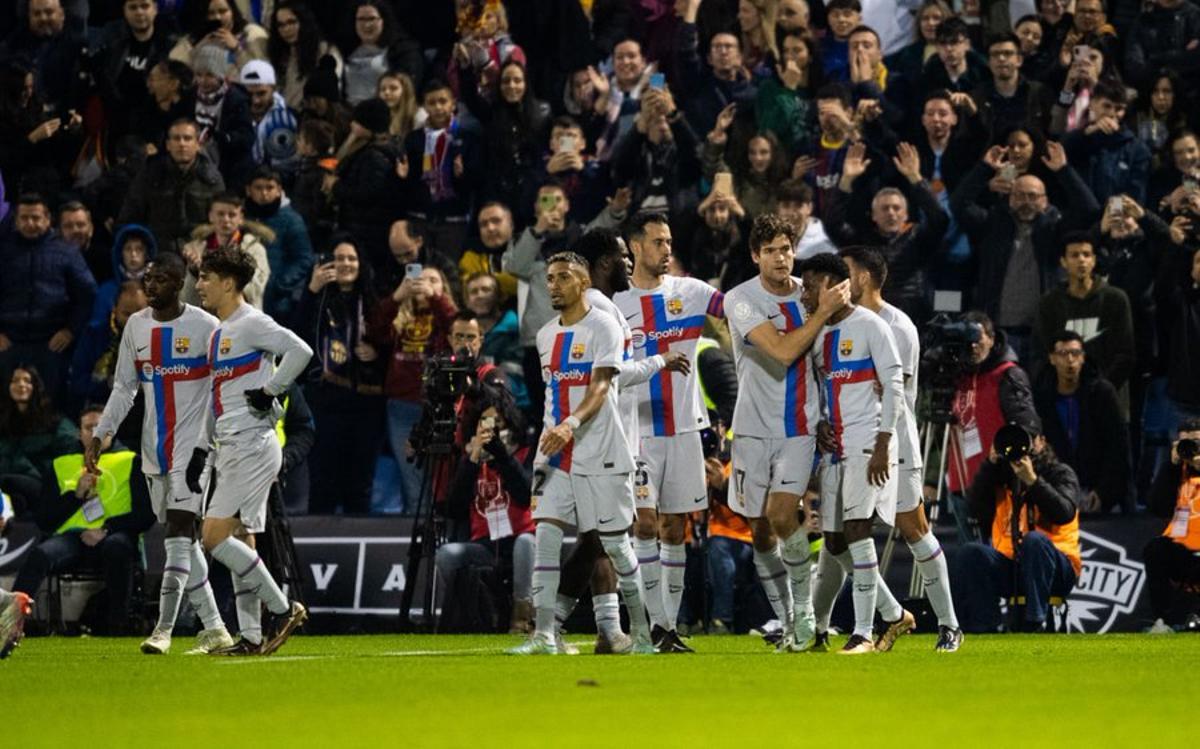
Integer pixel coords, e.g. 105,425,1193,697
1143,420,1200,633
119,118,226,253
777,178,834,263
169,0,268,79
1060,82,1151,205
537,116,610,226
458,202,519,302
462,274,526,409
377,71,422,141
1032,231,1135,406
0,365,77,501
1034,331,1132,513
180,193,271,310
297,235,387,515
437,379,533,634
826,140,948,323
703,110,790,222
190,43,257,188
12,406,153,635
920,18,990,96
239,61,300,182
952,424,1082,633
338,0,423,106
68,281,146,413
88,224,156,330
267,0,343,110
243,166,313,321
755,28,821,158
135,60,197,153
327,98,404,269
610,85,701,221
0,194,96,397
92,0,176,141
676,3,757,136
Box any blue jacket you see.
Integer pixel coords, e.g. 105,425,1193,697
252,201,314,320
1062,128,1152,206
481,309,528,409
0,225,96,342
88,224,158,328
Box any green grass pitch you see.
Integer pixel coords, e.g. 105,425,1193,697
6,633,1196,747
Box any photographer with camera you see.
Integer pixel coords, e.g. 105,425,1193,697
1144,420,1200,633
951,422,1082,633
945,311,1040,543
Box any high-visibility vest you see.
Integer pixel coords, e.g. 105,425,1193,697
1162,470,1200,552
52,451,135,534
274,395,290,447
991,487,1082,575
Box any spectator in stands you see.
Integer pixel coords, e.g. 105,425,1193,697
0,0,84,118
327,97,403,268
884,0,952,86
945,312,1040,543
0,61,82,198
449,0,526,106
376,218,459,303
952,424,1082,633
370,264,457,515
240,61,299,181
377,71,421,141
92,0,175,142
1033,231,1135,404
120,119,225,252
1014,14,1053,82
921,17,990,96
803,82,863,219
169,0,268,78
298,235,386,515
1150,130,1200,214
593,39,650,161
1049,40,1109,135
1123,0,1200,91
1131,70,1188,164
338,0,423,106
244,166,313,321
682,189,749,288
300,55,350,144
463,272,526,409
399,79,483,261
777,178,834,262
677,1,758,136
190,44,257,188
57,201,108,286
0,194,96,396
610,85,702,221
1060,81,1151,205
136,60,196,152
736,0,778,73
951,139,1099,360
267,0,342,110
755,28,821,158
969,32,1054,143
1036,0,1075,65
1156,237,1200,431
538,116,610,225
703,108,789,221
826,140,948,323
818,0,863,83
12,405,153,635
180,193,271,309
68,281,146,412
1055,0,1119,69
89,224,156,330
1143,418,1200,633
1034,330,1132,513
0,365,77,495
846,24,910,125
437,377,533,634
290,118,338,249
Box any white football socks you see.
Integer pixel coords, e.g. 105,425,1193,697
780,530,814,624
633,536,666,630
813,547,849,632
660,542,686,631
186,541,224,631
600,534,649,639
848,539,880,638
531,524,564,638
910,531,959,629
156,537,191,633
211,537,289,616
753,545,793,629
592,593,622,640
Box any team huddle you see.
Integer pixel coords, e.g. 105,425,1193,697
87,247,312,656
515,212,962,655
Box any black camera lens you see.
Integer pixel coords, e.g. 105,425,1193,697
1179,439,1199,461
994,423,1032,461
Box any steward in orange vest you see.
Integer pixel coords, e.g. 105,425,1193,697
1143,426,1200,629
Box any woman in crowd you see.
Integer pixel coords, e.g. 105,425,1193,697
884,0,953,86
338,0,423,106
170,0,269,77
0,366,77,506
0,63,81,197
450,0,525,104
298,235,388,515
377,71,423,140
736,0,779,75
1131,69,1189,168
704,111,790,220
268,0,343,109
755,28,821,158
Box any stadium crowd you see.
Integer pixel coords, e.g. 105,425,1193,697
1,0,1199,643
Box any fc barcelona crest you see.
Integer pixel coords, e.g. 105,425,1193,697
839,339,853,357
667,297,683,315
220,338,233,354
174,337,190,354
570,343,586,360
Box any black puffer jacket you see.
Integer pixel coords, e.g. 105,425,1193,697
118,151,226,253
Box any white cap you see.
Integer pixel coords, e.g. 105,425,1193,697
239,60,277,87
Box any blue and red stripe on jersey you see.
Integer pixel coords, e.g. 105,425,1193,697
778,302,813,438
639,294,706,436
208,331,266,418
546,331,592,472
134,326,209,470
820,327,878,461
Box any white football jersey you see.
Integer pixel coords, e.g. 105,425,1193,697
614,275,724,436
96,305,217,474
876,301,922,467
725,276,820,439
811,306,904,456
535,306,634,475
206,303,312,440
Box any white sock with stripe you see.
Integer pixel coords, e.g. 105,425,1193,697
592,593,622,640
531,524,563,638
601,534,649,638
555,593,576,635
633,536,667,629
155,537,191,633
660,542,687,631
186,541,224,631
753,545,793,629
813,547,849,633
909,531,959,629
847,539,879,639
780,530,814,623
211,538,288,616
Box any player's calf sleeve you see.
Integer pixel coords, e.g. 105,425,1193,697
592,593,622,640
186,541,224,631
660,542,686,630
600,535,649,638
847,539,880,639
211,537,288,615
753,546,793,628
909,531,959,629
633,536,667,629
155,537,192,632
813,548,848,632
531,524,564,637
780,531,814,618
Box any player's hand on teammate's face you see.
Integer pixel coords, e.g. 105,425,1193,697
539,422,575,456
662,350,691,375
867,449,890,487
816,279,851,318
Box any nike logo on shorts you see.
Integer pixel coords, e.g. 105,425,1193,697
598,517,615,524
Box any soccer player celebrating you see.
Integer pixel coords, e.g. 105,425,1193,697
826,247,962,652
88,253,234,656
614,213,724,653
192,248,312,656
800,252,906,655
510,252,652,655
724,214,850,652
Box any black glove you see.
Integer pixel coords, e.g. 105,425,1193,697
186,448,208,494
244,387,278,414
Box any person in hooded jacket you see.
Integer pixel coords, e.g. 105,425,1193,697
87,223,157,329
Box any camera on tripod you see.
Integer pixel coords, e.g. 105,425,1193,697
410,349,478,459
919,313,983,424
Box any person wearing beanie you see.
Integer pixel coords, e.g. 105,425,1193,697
302,54,352,146
352,97,391,135
189,43,256,188
241,59,299,180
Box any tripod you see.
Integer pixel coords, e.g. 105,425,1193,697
261,481,305,606
397,443,455,631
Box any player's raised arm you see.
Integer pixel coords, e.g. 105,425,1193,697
745,280,850,366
